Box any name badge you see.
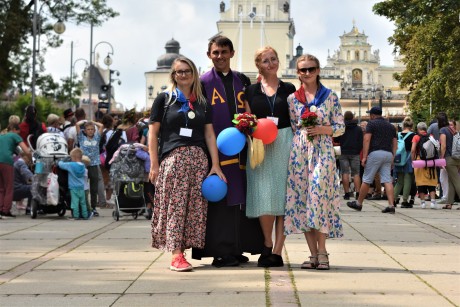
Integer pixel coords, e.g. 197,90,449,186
180,128,193,137
267,116,279,126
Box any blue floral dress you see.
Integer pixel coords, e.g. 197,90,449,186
284,91,345,238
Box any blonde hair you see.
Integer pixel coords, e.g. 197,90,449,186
81,155,90,166
168,57,206,105
254,46,279,70
47,113,60,126
70,148,83,160
84,121,96,129
9,115,20,125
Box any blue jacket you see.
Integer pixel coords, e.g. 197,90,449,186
58,161,85,190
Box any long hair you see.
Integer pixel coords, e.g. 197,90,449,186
167,57,206,105
437,112,449,129
296,54,321,86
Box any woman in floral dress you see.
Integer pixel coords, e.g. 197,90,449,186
284,54,345,270
148,57,225,272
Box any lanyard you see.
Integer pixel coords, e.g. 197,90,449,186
260,82,279,116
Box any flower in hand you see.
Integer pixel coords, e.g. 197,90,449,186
232,112,258,136
300,109,318,141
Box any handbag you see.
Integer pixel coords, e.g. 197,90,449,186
124,182,144,199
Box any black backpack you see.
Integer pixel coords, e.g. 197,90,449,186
104,129,125,170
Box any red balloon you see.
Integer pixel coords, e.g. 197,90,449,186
252,118,278,144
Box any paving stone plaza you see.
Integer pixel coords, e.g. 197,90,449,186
1,199,459,306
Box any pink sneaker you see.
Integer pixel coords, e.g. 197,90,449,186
170,253,193,272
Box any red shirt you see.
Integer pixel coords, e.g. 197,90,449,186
19,121,46,146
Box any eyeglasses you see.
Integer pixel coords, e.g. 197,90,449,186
174,69,193,76
261,57,279,66
298,67,318,74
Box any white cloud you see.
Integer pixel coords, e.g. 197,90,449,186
43,0,395,111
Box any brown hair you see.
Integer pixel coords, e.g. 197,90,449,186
344,111,354,121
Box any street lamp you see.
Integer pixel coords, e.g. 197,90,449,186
70,58,88,107
352,88,363,124
31,0,66,106
88,40,114,120
107,69,121,113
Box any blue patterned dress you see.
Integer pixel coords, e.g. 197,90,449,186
284,90,345,238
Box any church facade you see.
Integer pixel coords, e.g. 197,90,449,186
145,0,408,121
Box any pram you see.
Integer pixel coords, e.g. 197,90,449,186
28,133,70,219
109,144,147,221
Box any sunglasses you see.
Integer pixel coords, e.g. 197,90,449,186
298,67,318,74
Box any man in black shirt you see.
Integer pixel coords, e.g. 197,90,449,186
347,107,397,213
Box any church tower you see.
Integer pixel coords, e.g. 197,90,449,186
217,0,295,76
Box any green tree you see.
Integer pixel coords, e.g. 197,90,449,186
0,0,118,94
373,0,460,120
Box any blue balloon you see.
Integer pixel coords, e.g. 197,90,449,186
202,175,228,202
216,127,246,156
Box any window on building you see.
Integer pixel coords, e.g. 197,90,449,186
355,50,359,61
347,51,350,61
266,5,270,17
238,5,242,14
364,51,368,61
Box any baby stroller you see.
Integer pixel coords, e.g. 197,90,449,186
28,133,70,219
109,144,147,221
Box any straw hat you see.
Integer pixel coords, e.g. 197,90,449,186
248,137,264,169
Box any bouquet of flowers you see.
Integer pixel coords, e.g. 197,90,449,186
300,108,318,141
232,112,258,136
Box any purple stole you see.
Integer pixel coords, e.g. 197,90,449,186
201,68,247,206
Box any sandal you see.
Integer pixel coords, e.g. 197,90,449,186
316,252,330,270
442,204,453,210
301,255,318,269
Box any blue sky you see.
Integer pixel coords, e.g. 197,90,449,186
43,0,396,110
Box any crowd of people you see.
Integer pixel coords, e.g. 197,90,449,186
0,105,154,220
344,111,460,213
1,35,458,275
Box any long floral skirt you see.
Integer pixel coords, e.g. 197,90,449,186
151,146,209,252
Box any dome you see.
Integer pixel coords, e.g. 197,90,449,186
156,38,181,69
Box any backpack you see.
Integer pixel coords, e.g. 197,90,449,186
99,129,110,154
417,134,439,179
394,132,413,166
418,134,439,161
104,129,125,170
450,128,460,160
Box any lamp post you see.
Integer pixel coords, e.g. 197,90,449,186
351,88,363,124
88,38,114,120
31,0,66,106
385,89,392,116
107,70,121,114
70,57,89,108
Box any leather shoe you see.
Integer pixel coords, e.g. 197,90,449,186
212,255,239,268
258,254,284,267
346,201,362,211
235,254,249,263
382,206,395,214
